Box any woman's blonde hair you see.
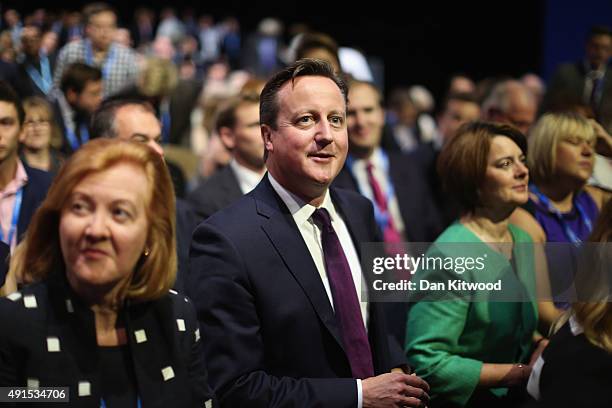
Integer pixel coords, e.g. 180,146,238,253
572,200,612,353
528,112,595,185
11,138,176,301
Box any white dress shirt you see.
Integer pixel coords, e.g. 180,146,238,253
349,147,405,238
229,159,265,194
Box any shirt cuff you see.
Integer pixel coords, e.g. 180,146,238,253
357,378,363,408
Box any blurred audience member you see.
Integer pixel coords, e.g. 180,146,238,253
294,32,341,73
385,86,437,153
15,26,55,98
242,17,284,77
543,25,612,131
417,92,481,226
521,72,546,106
188,92,263,221
448,73,476,94
527,199,612,407
54,3,138,97
20,96,64,175
50,62,103,155
511,112,610,326
0,82,52,250
482,79,537,135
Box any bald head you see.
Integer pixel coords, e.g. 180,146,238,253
482,80,537,135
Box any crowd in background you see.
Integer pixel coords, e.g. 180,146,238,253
0,3,610,408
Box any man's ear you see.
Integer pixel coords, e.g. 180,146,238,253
261,124,274,154
218,126,235,150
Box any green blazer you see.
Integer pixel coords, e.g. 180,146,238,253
405,223,538,407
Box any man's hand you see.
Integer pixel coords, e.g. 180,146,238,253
362,372,430,408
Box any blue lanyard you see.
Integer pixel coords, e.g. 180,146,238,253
25,52,52,94
160,100,171,144
100,397,141,408
530,184,593,244
0,187,23,246
85,39,116,81
65,123,89,152
346,150,396,231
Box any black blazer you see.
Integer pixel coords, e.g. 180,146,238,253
174,198,197,293
333,151,443,243
188,176,405,407
18,164,53,243
0,272,215,407
187,165,242,222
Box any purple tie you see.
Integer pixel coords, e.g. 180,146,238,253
312,208,375,379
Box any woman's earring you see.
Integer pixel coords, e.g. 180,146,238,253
143,247,150,257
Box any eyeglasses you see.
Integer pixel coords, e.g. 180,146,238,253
24,119,50,127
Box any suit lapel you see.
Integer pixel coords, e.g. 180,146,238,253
252,178,345,351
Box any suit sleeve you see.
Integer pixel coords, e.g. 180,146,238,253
188,222,358,408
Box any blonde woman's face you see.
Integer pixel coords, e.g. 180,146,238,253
555,134,595,182
60,163,150,297
23,110,52,150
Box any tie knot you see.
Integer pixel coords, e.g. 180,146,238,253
366,161,374,173
312,208,333,230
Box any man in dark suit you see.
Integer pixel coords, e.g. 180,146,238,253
91,98,197,293
0,81,52,251
188,92,265,220
14,25,56,99
333,80,442,244
188,59,429,407
543,25,612,130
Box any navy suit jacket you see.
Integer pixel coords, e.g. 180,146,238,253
187,165,242,222
18,164,53,243
188,176,405,407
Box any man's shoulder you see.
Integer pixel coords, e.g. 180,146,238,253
24,164,53,188
57,40,85,58
112,43,138,60
188,167,240,212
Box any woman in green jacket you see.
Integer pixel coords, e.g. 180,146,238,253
406,122,544,407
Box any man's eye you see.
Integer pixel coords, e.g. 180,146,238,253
298,116,313,125
329,116,344,127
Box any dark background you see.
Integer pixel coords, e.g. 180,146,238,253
8,0,612,101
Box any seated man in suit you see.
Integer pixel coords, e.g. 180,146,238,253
90,98,197,292
334,80,443,245
188,92,265,220
0,81,52,251
188,59,430,407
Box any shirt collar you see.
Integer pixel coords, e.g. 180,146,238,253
268,173,338,225
230,159,265,193
350,146,383,170
1,159,28,195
